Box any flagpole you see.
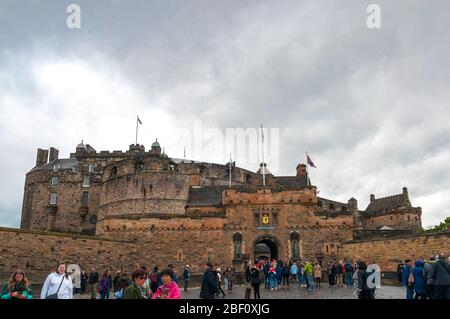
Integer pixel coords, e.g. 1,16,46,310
135,115,139,145
261,124,265,186
229,153,232,188
306,152,309,187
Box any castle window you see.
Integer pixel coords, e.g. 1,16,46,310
254,213,260,226
318,201,323,207
415,216,418,222
51,176,59,187
53,164,60,172
329,203,335,210
246,174,252,183
407,215,411,221
81,191,89,206
49,193,57,205
135,162,144,172
390,216,393,220
110,166,117,177
82,176,90,187
88,164,95,173
233,233,242,261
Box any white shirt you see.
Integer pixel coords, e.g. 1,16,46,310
41,273,73,299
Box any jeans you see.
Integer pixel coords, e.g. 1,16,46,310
406,286,414,299
184,279,189,291
345,273,353,287
269,274,277,289
306,274,314,290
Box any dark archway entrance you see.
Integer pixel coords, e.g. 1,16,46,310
253,235,279,262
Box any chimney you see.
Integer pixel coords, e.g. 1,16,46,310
402,187,408,198
35,148,49,167
49,147,59,163
296,164,307,177
347,197,358,210
370,194,375,202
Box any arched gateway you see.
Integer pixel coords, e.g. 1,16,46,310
251,235,283,262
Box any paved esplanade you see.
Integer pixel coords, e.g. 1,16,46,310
180,285,404,299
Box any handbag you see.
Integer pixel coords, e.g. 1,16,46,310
114,288,124,299
407,271,414,288
46,276,65,299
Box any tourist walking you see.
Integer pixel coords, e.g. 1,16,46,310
304,261,314,290
123,269,151,299
224,266,235,293
149,266,161,294
41,263,73,299
215,267,226,297
251,264,261,299
80,270,88,294
356,261,375,299
314,263,322,287
327,261,336,286
336,260,344,287
432,254,450,299
88,267,99,299
183,265,190,292
412,260,427,299
1,270,33,299
282,263,290,287
402,259,414,299
114,272,132,299
268,265,277,290
244,264,252,299
99,271,112,299
344,261,354,287
200,262,218,299
152,268,181,299
290,262,298,283
423,257,435,299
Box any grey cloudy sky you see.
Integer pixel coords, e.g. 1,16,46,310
0,0,449,228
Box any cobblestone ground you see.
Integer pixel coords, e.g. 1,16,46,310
75,284,405,299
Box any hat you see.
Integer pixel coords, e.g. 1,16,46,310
185,264,190,268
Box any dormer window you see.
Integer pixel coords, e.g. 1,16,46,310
53,164,60,172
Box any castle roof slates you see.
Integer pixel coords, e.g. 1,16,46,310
364,193,409,215
186,185,252,207
31,158,78,172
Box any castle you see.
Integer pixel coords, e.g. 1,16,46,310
20,140,424,268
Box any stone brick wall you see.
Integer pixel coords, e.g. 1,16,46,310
342,232,450,271
363,208,422,231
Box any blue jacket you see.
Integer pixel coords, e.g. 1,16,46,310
402,264,411,286
413,261,426,295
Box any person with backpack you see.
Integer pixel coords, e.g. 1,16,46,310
336,260,344,287
224,266,236,293
423,257,435,299
412,260,427,299
356,261,375,299
250,264,261,299
432,254,450,299
114,272,132,299
282,263,290,287
215,267,226,297
314,263,322,287
290,262,298,283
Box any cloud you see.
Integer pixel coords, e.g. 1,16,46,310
1,0,449,228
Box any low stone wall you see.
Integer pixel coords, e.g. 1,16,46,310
343,231,450,272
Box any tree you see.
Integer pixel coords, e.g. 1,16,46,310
422,216,450,233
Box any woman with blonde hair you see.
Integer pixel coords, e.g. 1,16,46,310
1,270,33,299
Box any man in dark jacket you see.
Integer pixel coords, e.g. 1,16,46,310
432,254,450,299
88,267,99,299
200,262,218,299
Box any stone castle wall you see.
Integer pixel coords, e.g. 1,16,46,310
342,232,450,271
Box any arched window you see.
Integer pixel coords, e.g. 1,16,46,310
233,233,242,261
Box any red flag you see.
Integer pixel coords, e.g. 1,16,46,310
307,154,317,168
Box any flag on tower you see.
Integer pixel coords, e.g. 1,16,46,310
307,154,317,168
137,116,142,124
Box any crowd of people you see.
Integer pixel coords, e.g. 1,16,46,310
398,254,450,299
1,254,449,300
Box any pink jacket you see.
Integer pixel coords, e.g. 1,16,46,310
151,282,181,299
